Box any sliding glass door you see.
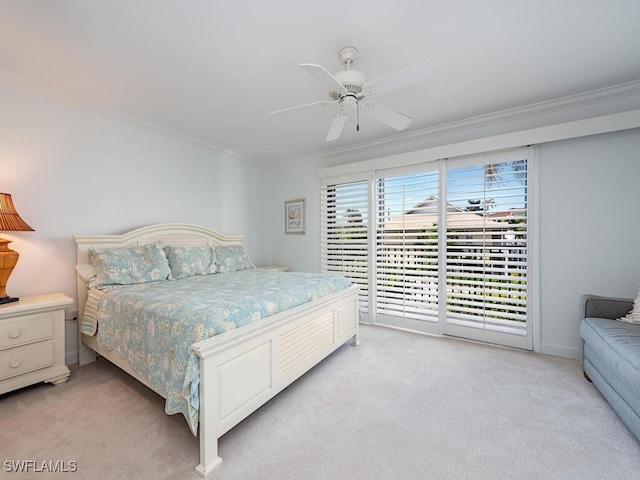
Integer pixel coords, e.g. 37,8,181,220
443,153,530,348
374,166,441,333
321,148,533,349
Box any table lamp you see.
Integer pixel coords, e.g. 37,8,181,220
0,193,34,305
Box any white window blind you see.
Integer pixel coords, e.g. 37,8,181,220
320,179,370,313
445,158,528,337
375,170,439,323
319,148,532,349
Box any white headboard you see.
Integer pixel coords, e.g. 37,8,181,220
74,223,244,321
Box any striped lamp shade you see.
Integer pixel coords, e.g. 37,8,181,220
0,193,34,232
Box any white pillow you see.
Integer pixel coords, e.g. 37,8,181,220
619,288,640,324
76,264,97,289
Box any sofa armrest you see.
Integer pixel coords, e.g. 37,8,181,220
579,294,634,321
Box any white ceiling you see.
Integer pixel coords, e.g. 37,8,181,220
1,1,639,165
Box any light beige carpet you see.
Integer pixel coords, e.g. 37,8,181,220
2,324,639,479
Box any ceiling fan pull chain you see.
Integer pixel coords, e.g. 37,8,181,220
357,102,360,132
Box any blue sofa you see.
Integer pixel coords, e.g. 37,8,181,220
580,294,640,442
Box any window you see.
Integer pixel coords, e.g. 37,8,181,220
444,157,529,345
321,148,533,349
375,169,440,324
320,178,370,314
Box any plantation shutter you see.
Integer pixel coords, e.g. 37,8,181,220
320,178,370,314
445,156,529,339
375,169,439,324
319,146,533,349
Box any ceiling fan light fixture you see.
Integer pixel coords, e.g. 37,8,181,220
340,95,357,106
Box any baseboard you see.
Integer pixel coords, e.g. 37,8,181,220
540,342,579,359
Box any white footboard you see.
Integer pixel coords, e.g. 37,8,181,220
191,285,359,476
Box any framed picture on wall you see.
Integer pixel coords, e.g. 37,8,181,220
285,199,305,235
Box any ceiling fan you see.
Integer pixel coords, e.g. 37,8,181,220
270,46,434,142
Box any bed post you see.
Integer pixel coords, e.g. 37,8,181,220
195,353,222,476
351,321,360,346
351,293,361,346
78,339,97,365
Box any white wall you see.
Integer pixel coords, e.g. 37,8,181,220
271,163,323,273
270,121,640,359
0,84,272,312
538,129,640,357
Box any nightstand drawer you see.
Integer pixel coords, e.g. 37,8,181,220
0,342,54,381
0,313,54,350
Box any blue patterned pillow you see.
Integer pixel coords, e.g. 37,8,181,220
215,245,255,273
164,246,218,279
89,241,172,288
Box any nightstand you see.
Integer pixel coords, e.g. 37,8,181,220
258,265,290,272
0,293,72,395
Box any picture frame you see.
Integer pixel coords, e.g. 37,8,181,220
285,198,305,235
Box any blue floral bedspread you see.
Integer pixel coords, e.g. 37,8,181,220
92,269,351,434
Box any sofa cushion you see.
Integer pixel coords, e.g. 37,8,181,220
583,354,640,439
581,317,640,399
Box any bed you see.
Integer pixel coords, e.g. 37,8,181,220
74,223,360,476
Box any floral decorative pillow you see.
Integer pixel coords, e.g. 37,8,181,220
89,241,172,288
215,245,255,273
164,246,218,279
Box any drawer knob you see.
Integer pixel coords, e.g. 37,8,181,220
8,329,21,339
9,359,21,369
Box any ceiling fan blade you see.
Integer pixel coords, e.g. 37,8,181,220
326,113,348,142
325,102,356,142
368,59,435,96
365,102,412,131
269,99,336,115
300,63,347,93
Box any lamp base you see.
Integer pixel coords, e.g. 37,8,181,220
0,237,19,303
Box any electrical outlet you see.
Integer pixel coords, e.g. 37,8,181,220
66,308,79,321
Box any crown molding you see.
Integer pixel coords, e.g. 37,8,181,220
86,103,246,159
288,79,640,166
0,68,246,160
3,67,639,168
317,108,640,179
